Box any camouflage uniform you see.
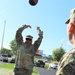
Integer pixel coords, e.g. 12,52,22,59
14,25,43,75
56,48,75,75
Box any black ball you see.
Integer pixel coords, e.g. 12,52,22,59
29,0,38,6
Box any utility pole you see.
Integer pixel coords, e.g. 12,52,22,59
0,20,6,55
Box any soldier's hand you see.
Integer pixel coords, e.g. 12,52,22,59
36,26,43,35
37,26,40,30
26,25,31,28
23,25,31,28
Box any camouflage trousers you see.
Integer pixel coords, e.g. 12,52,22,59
14,68,33,75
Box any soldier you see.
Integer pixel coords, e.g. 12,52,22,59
56,48,75,75
65,8,75,47
56,8,75,75
14,25,43,75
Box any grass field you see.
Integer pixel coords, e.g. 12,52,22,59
0,63,39,75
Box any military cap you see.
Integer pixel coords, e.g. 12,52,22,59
26,35,33,39
65,8,75,24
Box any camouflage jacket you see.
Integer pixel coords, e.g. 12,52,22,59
15,25,43,70
56,48,75,75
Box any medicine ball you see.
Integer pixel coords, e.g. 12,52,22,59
29,0,38,6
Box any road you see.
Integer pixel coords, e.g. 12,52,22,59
0,61,6,65
35,67,56,75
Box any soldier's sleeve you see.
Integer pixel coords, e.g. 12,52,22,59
33,28,43,53
15,25,26,45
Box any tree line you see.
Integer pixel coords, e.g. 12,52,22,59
1,39,66,61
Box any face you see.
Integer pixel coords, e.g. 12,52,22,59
25,38,32,44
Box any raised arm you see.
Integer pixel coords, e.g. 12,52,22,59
16,25,31,45
33,26,43,53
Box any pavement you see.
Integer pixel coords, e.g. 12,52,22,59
0,68,13,75
36,67,56,75
0,61,6,65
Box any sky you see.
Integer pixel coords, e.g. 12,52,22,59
0,0,75,55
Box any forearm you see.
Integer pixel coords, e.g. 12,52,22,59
36,28,43,44
16,25,27,45
34,28,43,52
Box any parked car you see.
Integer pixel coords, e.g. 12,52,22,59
0,54,4,61
44,59,49,63
2,54,12,62
50,63,58,69
8,55,15,63
34,60,45,68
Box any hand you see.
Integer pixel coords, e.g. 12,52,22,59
37,26,40,30
23,24,31,28
36,26,43,35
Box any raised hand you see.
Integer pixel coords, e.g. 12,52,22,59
37,26,40,30
22,24,31,28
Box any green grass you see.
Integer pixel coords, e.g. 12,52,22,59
0,64,14,69
45,63,49,68
0,63,39,75
33,67,38,73
34,58,39,62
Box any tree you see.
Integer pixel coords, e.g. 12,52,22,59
52,47,65,62
1,47,13,55
9,39,17,54
47,55,53,60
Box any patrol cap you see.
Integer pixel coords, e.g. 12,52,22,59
65,8,75,24
65,19,70,24
26,35,33,40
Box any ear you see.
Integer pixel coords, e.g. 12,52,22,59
65,19,70,24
